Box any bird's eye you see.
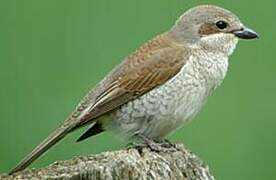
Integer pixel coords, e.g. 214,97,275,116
216,20,228,29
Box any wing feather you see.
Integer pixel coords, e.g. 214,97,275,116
72,34,188,128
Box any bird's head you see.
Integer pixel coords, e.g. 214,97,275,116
169,5,258,55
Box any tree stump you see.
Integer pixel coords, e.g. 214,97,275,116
1,144,215,180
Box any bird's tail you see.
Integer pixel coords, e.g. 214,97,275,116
9,124,74,175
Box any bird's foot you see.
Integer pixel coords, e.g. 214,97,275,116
129,141,163,153
158,139,182,151
130,134,178,153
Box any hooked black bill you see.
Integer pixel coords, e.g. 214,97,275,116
233,27,259,39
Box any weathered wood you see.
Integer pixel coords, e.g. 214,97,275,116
1,144,214,180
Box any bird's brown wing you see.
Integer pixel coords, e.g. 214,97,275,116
73,34,188,128
9,34,188,174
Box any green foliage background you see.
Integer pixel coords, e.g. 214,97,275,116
0,0,274,179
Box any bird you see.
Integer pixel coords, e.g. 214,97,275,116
9,4,258,174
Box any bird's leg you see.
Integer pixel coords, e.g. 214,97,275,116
130,133,176,153
126,133,159,152
157,138,175,148
157,138,182,151
137,133,162,152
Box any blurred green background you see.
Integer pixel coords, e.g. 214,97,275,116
0,0,275,179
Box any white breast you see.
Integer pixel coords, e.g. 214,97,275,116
109,50,229,140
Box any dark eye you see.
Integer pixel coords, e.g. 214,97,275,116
216,20,228,29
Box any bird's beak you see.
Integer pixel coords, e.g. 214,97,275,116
233,27,259,39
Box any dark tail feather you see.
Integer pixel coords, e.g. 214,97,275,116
9,125,73,175
76,123,104,142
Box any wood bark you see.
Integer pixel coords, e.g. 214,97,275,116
1,144,215,180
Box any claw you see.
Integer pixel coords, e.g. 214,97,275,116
129,133,179,153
